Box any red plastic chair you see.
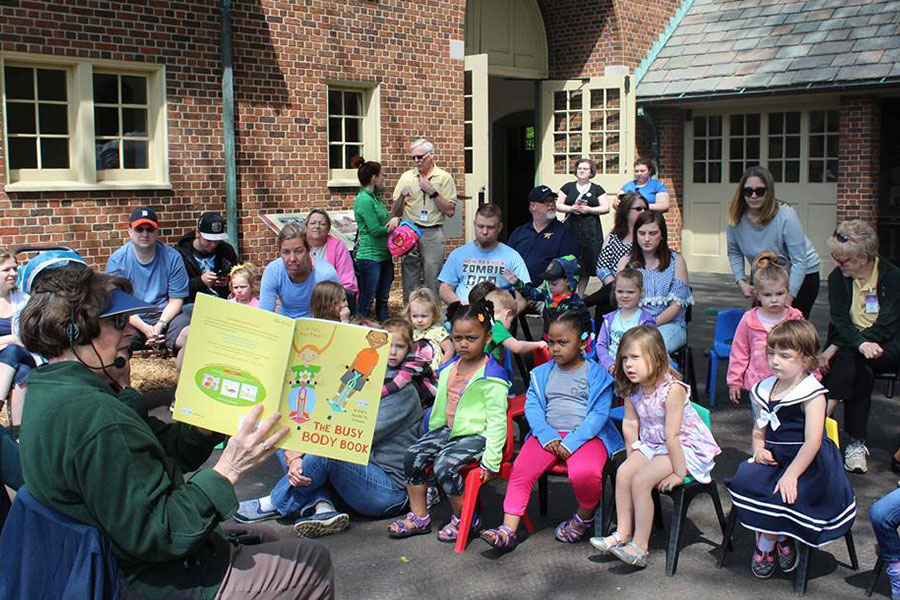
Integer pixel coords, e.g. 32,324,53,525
454,394,534,552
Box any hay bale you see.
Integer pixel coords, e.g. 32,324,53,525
130,355,177,395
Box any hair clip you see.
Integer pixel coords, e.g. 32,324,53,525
580,331,590,341
477,313,485,322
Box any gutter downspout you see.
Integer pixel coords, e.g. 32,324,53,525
221,0,239,252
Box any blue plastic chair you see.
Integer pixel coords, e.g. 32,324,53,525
705,309,744,406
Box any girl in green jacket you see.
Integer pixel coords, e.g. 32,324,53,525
388,300,510,543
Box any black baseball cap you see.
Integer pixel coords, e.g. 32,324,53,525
197,212,228,241
129,206,159,229
528,185,555,203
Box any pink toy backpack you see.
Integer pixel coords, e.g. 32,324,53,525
388,220,422,257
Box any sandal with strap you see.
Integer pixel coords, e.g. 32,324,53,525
480,525,518,551
611,541,650,568
437,513,481,543
554,512,593,543
589,531,623,554
388,512,432,539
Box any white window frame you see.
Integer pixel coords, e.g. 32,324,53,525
325,81,380,187
1,52,169,192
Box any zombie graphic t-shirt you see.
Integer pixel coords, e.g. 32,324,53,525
438,242,530,302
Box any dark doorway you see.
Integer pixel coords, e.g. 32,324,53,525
492,110,535,240
879,99,900,263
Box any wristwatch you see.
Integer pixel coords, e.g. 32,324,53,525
158,319,169,331
429,191,439,199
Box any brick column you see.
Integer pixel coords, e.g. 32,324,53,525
836,95,880,224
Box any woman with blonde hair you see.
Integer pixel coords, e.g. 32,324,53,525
726,166,820,319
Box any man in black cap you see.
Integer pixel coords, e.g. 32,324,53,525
507,185,578,286
174,211,239,304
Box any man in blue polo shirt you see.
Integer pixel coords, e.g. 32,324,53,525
507,185,578,286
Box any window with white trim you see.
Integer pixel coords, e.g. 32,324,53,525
808,109,839,183
767,111,801,183
692,115,722,183
1,55,168,190
728,113,760,183
326,83,379,185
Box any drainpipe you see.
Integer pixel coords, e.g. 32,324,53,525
637,107,660,163
221,0,239,252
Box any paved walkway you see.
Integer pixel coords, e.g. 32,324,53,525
187,273,898,599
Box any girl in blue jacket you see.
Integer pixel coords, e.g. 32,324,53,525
481,309,624,550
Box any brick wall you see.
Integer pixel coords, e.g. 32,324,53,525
0,0,467,268
836,95,880,223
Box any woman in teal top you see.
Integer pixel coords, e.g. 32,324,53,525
352,155,399,320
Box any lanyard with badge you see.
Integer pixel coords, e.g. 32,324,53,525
865,289,879,314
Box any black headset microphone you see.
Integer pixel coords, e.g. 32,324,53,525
67,321,127,387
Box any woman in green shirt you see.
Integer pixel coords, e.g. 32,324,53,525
352,155,399,320
17,266,333,599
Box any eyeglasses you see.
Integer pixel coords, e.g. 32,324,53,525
833,230,856,244
105,313,129,330
410,153,431,161
742,187,767,198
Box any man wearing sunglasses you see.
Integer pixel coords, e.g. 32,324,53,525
391,137,458,303
106,206,190,354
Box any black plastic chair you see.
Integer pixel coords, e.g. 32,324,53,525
875,372,899,398
669,304,698,397
866,556,885,597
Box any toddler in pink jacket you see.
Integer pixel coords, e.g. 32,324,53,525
727,254,812,404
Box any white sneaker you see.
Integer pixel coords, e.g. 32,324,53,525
844,441,869,473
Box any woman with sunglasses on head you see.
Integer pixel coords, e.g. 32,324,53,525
16,266,334,599
821,220,900,475
726,166,821,319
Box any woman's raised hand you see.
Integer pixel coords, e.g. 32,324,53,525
213,404,289,485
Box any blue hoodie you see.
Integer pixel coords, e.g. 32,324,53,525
525,360,624,455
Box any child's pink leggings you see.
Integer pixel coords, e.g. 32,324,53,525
503,433,608,516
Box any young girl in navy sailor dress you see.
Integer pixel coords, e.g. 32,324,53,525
726,320,855,579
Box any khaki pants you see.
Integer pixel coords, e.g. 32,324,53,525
214,537,333,600
401,225,444,303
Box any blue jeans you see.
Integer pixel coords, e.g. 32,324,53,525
355,259,394,321
270,452,408,518
0,344,35,387
658,321,687,352
871,487,900,562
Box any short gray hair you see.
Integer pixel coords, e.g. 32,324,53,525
827,219,878,260
410,138,434,154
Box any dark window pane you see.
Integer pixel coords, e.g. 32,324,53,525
465,149,472,174
786,111,801,133
96,139,119,169
344,92,361,115
40,137,69,168
747,113,760,136
93,73,118,104
94,107,119,136
464,97,472,121
344,145,361,167
769,137,783,159
345,118,360,143
120,75,147,104
730,161,744,183
786,136,800,158
827,110,839,132
123,140,148,169
810,110,824,133
694,117,706,137
464,123,472,147
328,145,341,169
693,139,706,160
785,160,800,182
38,103,68,134
709,161,722,183
8,137,37,169
770,161,783,182
5,67,34,100
554,91,566,111
37,69,66,101
769,112,783,133
327,90,341,114
730,115,744,136
569,91,581,110
730,138,743,159
826,159,839,182
122,108,147,135
809,135,824,158
464,71,472,96
709,138,722,160
6,103,36,134
747,138,760,160
693,162,705,183
709,116,722,136
328,118,342,142
827,135,839,158
809,160,824,182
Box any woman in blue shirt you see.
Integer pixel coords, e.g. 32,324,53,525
615,157,670,212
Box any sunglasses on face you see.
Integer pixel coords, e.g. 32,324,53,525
833,230,855,244
134,226,157,234
742,187,767,198
411,153,431,161
106,313,129,330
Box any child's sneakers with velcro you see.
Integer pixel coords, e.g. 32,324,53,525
751,549,775,578
886,563,900,600
776,539,798,572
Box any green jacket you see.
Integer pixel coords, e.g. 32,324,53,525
826,256,900,356
19,361,234,600
354,188,392,262
428,355,510,472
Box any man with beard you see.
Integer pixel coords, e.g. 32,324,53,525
508,185,579,286
173,211,239,304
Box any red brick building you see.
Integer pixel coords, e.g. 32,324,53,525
0,0,894,273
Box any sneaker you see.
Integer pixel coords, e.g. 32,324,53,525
233,499,280,524
751,549,775,579
293,511,350,538
776,539,798,572
844,441,869,473
886,563,900,600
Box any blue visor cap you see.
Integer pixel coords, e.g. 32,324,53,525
102,288,156,319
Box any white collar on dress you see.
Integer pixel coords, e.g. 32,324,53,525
750,374,827,430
